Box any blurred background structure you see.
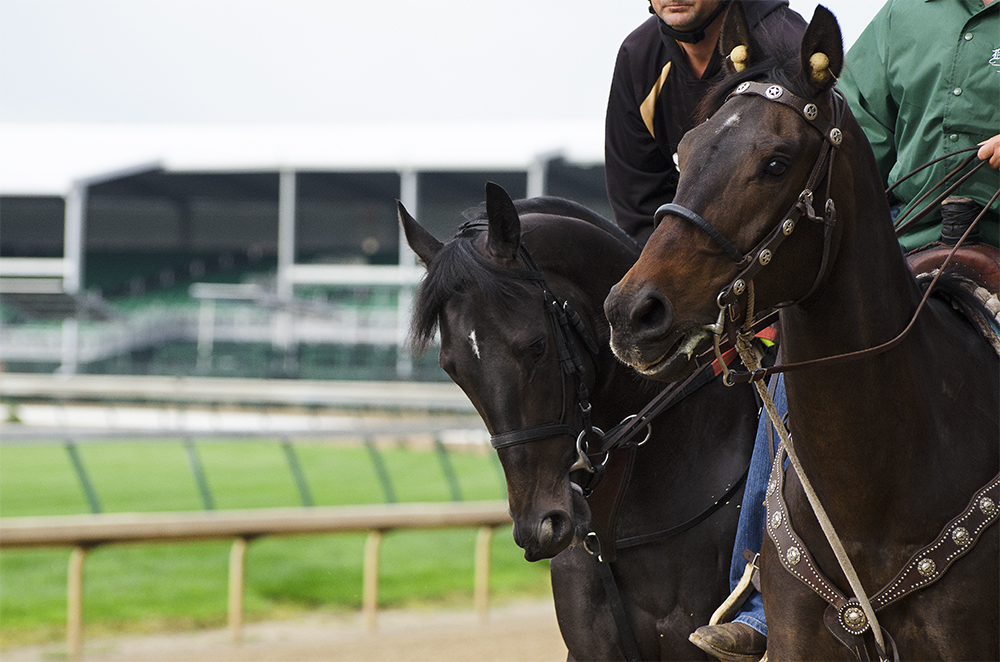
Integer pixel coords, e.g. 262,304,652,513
0,153,609,380
0,0,875,382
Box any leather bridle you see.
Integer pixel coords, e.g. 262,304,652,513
655,81,847,360
474,231,607,481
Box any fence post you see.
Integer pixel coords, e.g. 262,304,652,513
228,537,249,643
363,530,383,630
474,526,495,621
67,546,87,660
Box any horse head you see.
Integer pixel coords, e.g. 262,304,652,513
605,5,883,382
402,182,637,561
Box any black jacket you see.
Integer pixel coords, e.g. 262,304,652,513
605,1,806,245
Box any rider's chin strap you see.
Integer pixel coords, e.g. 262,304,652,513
733,335,890,661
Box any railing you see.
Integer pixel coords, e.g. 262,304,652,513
0,501,513,660
0,376,508,659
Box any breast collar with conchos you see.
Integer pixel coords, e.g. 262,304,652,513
765,445,1000,660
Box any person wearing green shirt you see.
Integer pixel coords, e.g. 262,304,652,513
837,0,1000,250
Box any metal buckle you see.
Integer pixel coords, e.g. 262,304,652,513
618,414,653,446
569,427,607,474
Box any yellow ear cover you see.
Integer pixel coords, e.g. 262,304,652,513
730,45,748,72
809,52,831,84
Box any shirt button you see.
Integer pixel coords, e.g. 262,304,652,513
949,134,960,142
953,87,962,96
964,32,973,41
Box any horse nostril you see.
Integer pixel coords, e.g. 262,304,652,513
630,286,673,334
537,510,572,549
634,296,664,327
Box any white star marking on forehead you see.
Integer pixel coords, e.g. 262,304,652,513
468,329,481,359
718,112,741,133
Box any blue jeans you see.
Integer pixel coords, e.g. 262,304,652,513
729,375,787,638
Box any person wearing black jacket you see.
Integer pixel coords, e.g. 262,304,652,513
604,3,806,661
605,0,806,246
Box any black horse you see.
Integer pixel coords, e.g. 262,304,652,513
401,182,759,660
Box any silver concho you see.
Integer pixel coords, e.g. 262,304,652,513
782,219,795,236
917,558,936,577
980,496,996,517
952,526,970,546
770,511,782,529
733,279,746,295
736,82,751,94
829,128,843,145
765,85,784,99
839,602,869,635
758,249,772,266
785,546,801,566
766,479,777,497
803,103,819,121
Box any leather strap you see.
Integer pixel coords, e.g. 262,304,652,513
490,424,577,450
655,203,745,262
588,535,642,662
767,445,1000,650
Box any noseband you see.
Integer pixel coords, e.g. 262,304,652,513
656,81,847,345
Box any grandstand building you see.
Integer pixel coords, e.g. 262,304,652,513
0,122,608,380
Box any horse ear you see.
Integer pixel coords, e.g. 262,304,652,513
398,200,443,266
720,2,753,75
799,5,843,92
485,182,521,262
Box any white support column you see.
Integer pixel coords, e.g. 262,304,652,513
396,170,419,379
274,170,297,356
527,154,554,199
63,181,87,295
59,182,88,375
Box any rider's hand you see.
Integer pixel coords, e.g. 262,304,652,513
977,134,1000,169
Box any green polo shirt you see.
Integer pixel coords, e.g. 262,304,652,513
837,0,999,250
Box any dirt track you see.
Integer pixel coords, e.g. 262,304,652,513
3,600,568,662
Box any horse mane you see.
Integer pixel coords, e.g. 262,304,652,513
409,225,526,353
697,54,802,123
696,9,809,124
411,197,636,353
464,196,638,253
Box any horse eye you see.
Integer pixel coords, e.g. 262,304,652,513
764,159,788,178
529,339,547,359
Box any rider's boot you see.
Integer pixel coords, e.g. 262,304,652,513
689,622,766,662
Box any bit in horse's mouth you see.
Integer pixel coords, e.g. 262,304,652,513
635,327,712,377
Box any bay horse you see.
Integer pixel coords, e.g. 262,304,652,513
400,182,759,660
604,5,999,660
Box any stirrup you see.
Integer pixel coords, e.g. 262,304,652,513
709,553,759,626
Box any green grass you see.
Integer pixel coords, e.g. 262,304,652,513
0,439,549,648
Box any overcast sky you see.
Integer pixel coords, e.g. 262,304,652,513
0,0,879,125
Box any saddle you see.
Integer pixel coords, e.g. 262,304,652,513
906,242,1000,296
